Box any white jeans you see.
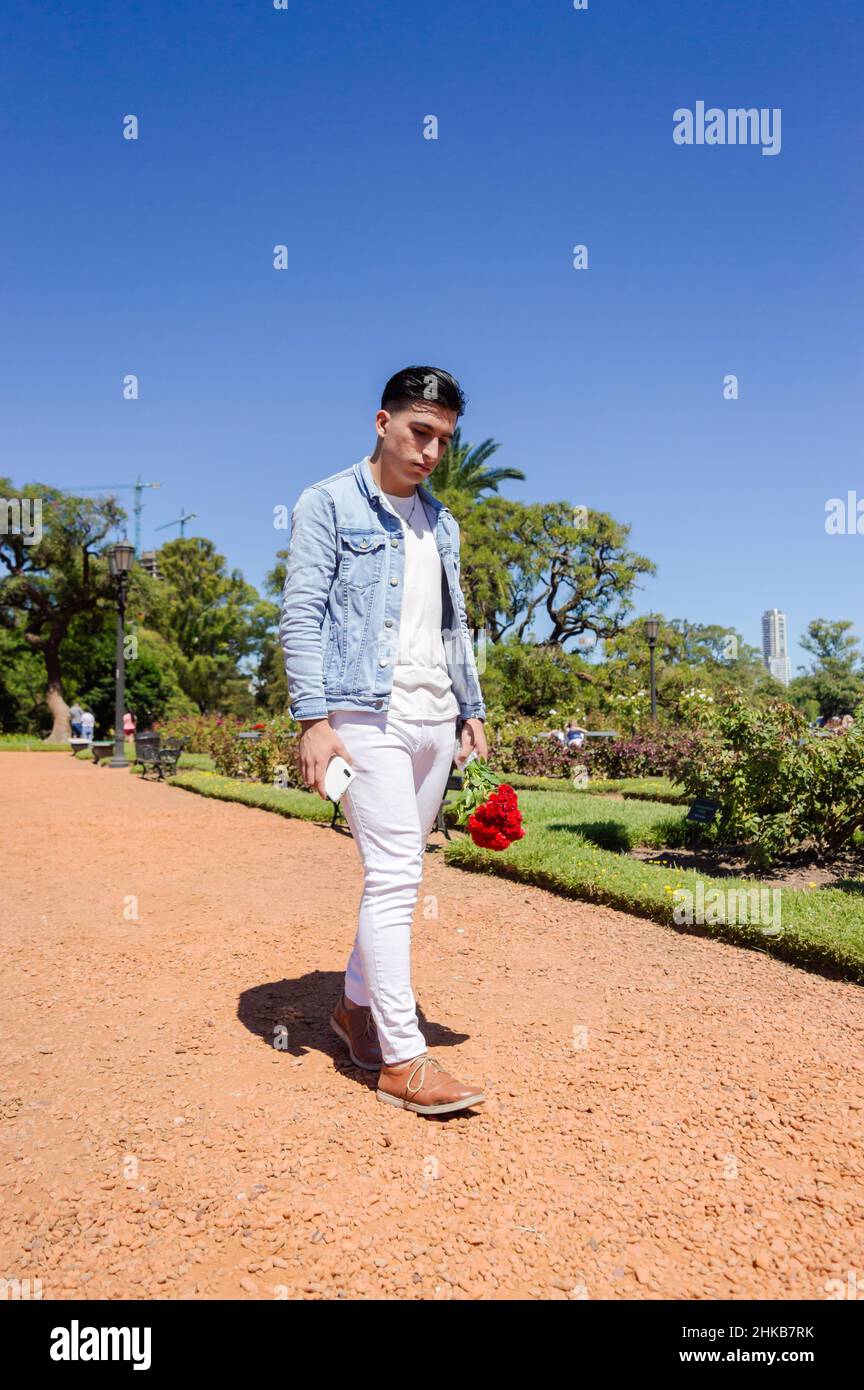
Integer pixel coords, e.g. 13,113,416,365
329,709,458,1065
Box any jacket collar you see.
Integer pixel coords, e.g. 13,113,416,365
355,454,448,517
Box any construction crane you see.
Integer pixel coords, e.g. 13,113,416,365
63,475,161,556
156,508,197,539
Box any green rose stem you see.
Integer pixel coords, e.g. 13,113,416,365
451,757,502,826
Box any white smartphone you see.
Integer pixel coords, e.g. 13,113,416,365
324,754,356,802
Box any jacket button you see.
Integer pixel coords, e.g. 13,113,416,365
359,539,368,548
373,700,383,708
389,576,398,586
378,658,388,667
384,618,393,627
390,539,398,547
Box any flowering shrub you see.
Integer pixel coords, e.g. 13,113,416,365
156,711,304,786
154,712,246,756
242,721,304,788
484,712,564,772
606,689,651,734
679,692,864,865
674,686,716,727
485,726,703,781
503,735,582,778
586,729,706,780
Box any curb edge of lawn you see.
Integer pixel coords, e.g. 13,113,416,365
163,768,864,987
441,838,864,987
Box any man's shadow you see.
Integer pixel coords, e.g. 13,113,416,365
237,970,470,1088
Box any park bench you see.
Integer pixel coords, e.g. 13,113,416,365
69,738,90,756
134,732,186,781
90,741,114,764
434,763,464,840
157,738,186,777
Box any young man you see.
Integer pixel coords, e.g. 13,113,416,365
279,366,489,1116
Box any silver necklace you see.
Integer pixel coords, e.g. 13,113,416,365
392,490,420,530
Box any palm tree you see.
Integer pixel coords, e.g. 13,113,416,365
425,427,525,500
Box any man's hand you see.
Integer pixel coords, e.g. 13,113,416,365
456,717,488,768
298,718,354,799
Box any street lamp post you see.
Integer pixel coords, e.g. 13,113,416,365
107,541,135,768
644,617,660,724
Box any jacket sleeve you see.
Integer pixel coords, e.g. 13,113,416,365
451,519,487,722
279,485,337,721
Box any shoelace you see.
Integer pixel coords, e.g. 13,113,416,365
405,1053,442,1095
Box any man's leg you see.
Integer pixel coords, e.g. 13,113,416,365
340,718,454,1007
412,717,460,841
331,710,487,1114
330,711,428,1065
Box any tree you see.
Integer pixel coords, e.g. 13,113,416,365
480,635,589,717
455,498,654,652
54,582,193,733
425,427,525,501
600,615,783,725
789,618,864,719
150,537,275,713
799,618,860,667
0,482,124,739
255,551,290,714
446,496,544,641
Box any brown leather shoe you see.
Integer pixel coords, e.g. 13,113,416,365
329,992,382,1070
377,1053,487,1115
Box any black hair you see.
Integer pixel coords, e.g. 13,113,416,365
380,366,467,418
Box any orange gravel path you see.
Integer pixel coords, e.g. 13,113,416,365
2,752,862,1300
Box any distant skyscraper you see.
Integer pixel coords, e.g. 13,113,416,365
762,608,791,685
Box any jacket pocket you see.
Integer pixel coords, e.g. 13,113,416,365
337,528,387,589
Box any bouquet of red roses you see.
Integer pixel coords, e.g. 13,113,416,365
451,755,524,851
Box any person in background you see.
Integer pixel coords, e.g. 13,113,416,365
80,709,95,743
565,721,586,748
69,701,84,738
123,710,137,742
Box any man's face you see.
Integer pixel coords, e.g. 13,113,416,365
377,402,457,486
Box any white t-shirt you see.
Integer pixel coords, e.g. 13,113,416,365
378,487,460,722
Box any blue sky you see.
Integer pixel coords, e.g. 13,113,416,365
2,0,861,672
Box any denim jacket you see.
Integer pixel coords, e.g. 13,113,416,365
279,455,486,724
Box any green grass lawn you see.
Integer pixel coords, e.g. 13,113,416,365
0,734,71,751
488,789,689,851
169,768,331,822
2,734,217,772
506,772,689,804
443,789,864,983
176,752,215,771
